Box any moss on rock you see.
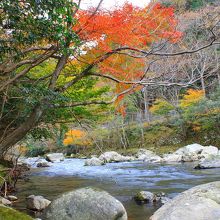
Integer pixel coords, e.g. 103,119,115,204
0,206,33,220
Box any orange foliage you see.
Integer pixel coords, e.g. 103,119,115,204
63,129,92,146
73,3,182,114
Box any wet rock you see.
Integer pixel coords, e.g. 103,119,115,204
0,197,12,206
160,197,171,204
134,191,155,203
134,191,168,204
37,162,51,167
42,187,127,220
46,153,64,163
26,195,51,211
99,151,131,163
7,195,18,201
84,157,105,166
150,181,220,220
195,156,220,169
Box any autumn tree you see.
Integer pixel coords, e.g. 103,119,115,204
0,0,219,158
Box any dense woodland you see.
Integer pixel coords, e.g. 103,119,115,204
0,0,220,158
0,1,220,220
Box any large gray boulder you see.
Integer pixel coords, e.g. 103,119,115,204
195,156,220,169
144,155,162,163
175,143,204,155
135,149,157,161
84,157,105,166
46,153,64,162
26,195,51,211
150,181,220,220
200,146,219,159
42,187,127,220
162,144,219,163
162,153,182,163
99,151,131,163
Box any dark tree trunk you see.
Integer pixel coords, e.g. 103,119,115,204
0,104,44,157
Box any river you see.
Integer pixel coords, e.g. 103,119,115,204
14,159,220,220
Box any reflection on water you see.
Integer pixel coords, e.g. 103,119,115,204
14,159,220,220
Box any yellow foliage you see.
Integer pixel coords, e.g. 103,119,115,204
180,89,204,108
63,129,92,146
150,99,174,115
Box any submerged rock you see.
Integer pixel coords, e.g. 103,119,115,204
134,191,155,203
84,157,105,166
195,156,220,169
37,162,51,167
46,153,64,163
26,195,51,211
42,187,127,220
134,191,168,204
150,181,220,220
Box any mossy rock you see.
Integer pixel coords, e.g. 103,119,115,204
0,206,33,220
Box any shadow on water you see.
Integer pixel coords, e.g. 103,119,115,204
13,159,220,220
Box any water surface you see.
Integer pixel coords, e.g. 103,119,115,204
14,159,220,220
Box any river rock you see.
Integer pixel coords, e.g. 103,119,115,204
26,195,51,211
144,155,162,163
84,157,105,166
134,191,155,203
134,191,168,204
46,153,64,162
0,197,12,206
162,153,182,163
150,181,220,220
195,156,220,169
7,195,18,201
135,149,156,161
175,143,204,155
42,187,127,220
200,146,219,159
99,151,130,163
37,162,51,167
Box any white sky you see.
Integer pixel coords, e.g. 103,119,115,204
81,0,150,9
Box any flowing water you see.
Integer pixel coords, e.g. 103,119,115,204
14,159,220,220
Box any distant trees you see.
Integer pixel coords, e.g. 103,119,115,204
0,0,183,156
0,0,219,157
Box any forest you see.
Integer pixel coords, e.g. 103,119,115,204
0,0,220,220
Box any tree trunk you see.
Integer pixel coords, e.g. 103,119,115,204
0,104,44,157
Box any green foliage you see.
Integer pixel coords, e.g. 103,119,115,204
187,0,204,10
0,0,79,60
25,144,48,157
150,99,175,116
